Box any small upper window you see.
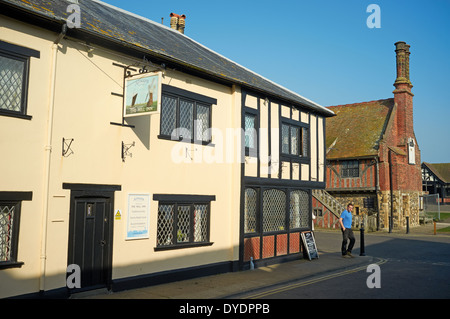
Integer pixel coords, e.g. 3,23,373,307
0,41,39,120
341,160,359,178
281,122,308,157
159,85,216,144
244,109,258,156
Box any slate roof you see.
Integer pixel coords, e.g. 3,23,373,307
325,98,394,160
423,163,450,184
0,0,334,117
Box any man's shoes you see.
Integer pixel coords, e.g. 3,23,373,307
342,254,351,258
346,251,355,258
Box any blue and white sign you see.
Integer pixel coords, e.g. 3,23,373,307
126,194,150,240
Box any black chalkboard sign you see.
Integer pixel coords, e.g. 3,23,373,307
301,231,319,260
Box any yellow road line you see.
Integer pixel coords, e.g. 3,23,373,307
243,258,387,299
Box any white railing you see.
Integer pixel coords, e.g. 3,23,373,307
312,189,344,218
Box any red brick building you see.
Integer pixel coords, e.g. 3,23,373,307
313,42,423,231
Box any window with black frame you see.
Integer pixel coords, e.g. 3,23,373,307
341,160,359,178
281,122,308,157
243,187,310,235
154,195,215,250
0,192,31,269
159,85,216,144
0,202,24,269
244,109,258,156
0,41,39,120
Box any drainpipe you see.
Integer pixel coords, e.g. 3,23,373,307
388,149,394,233
39,23,67,295
375,157,380,231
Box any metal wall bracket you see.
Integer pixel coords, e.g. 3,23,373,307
110,59,165,128
62,138,74,157
122,141,135,162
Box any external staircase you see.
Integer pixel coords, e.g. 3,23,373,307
312,189,344,218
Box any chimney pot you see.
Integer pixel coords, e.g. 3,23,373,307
394,41,412,88
169,13,186,34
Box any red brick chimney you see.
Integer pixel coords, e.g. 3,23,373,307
391,41,422,192
393,41,414,145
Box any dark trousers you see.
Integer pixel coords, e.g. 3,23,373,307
341,228,355,255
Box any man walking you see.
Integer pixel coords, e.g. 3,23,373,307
339,203,356,258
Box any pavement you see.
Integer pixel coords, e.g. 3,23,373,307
74,221,449,299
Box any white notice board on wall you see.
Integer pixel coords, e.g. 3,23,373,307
126,194,150,240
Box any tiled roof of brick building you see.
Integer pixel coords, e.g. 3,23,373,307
325,98,394,160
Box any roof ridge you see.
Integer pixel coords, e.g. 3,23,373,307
423,162,450,183
91,0,182,34
327,97,394,109
91,0,333,115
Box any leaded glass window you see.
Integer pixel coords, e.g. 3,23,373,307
196,104,210,142
194,204,208,242
262,189,286,233
159,89,213,143
0,200,23,265
281,122,308,157
0,53,26,114
244,188,257,233
245,113,257,149
341,160,359,178
290,190,309,229
156,200,211,248
160,95,177,136
0,204,15,262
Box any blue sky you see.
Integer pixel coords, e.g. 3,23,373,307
104,0,450,163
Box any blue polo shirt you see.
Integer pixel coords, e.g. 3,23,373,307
340,209,352,229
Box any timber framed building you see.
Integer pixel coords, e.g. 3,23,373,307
0,0,333,298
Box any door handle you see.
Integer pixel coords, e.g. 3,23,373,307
100,240,106,246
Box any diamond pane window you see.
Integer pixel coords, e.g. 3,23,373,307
179,99,193,140
290,190,309,229
245,114,257,149
262,189,286,233
244,188,257,233
155,197,212,249
196,104,210,142
281,122,308,157
160,95,177,137
281,124,289,154
177,205,191,243
0,54,26,113
302,127,308,157
157,204,174,246
0,204,15,262
290,126,300,155
159,87,214,143
194,204,208,242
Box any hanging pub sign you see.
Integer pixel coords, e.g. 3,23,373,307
124,71,162,117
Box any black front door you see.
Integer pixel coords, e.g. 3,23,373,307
68,195,113,290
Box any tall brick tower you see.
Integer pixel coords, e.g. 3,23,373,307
383,41,423,229
393,41,414,145
392,42,422,192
